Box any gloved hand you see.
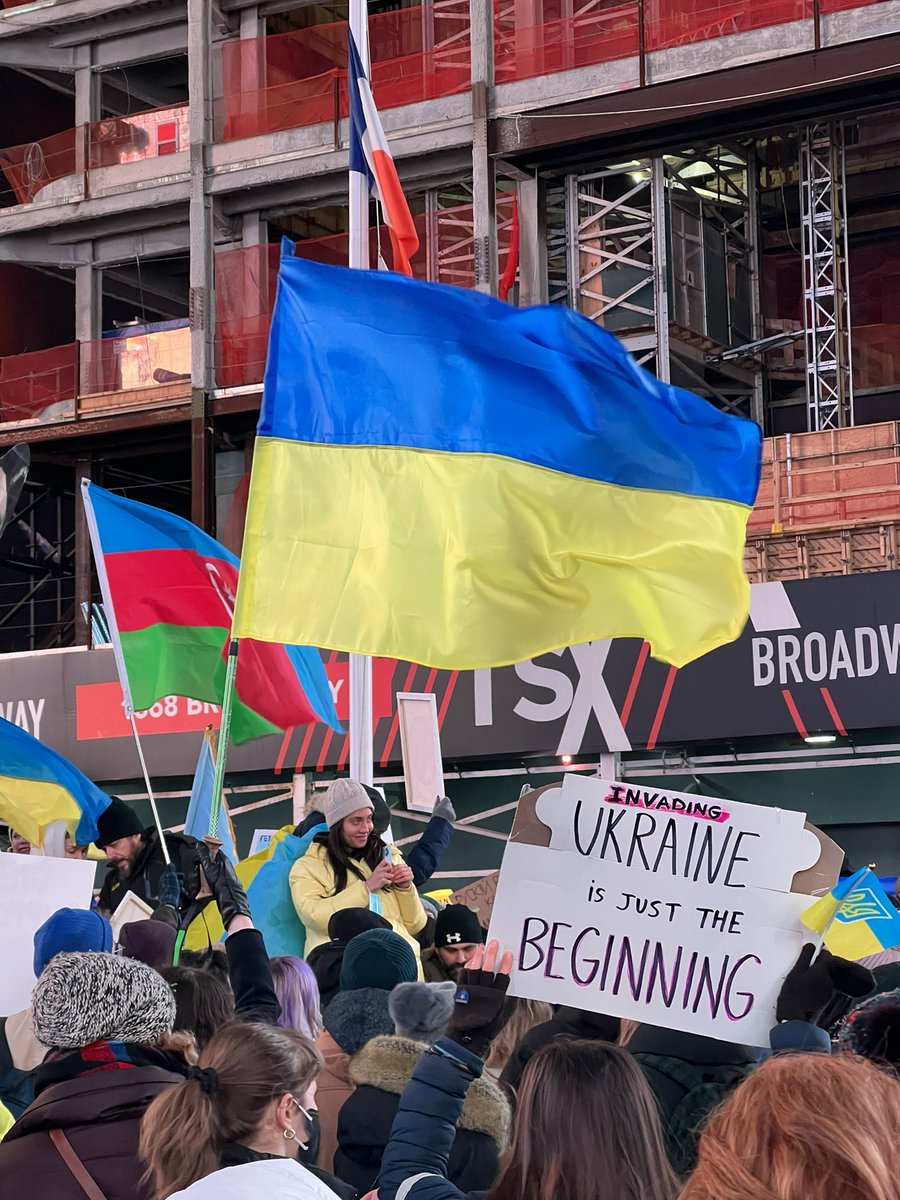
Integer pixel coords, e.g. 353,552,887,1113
194,842,252,930
776,942,874,1025
433,796,456,823
446,940,514,1058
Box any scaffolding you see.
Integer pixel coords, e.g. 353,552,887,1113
799,121,854,431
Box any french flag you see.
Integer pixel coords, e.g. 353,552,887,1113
347,31,419,277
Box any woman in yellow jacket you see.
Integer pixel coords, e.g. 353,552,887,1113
290,779,428,969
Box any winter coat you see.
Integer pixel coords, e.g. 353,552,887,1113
316,988,396,1172
335,1035,510,1195
0,1008,47,1118
422,949,456,985
169,1159,343,1199
376,1036,490,1200
0,1057,184,1200
290,842,427,960
627,1024,757,1175
405,815,454,888
98,827,200,919
499,1005,620,1094
222,1138,356,1200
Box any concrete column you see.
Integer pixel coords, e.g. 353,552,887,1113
75,261,101,397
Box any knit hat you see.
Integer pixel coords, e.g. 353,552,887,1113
119,920,177,973
322,779,374,830
340,928,417,992
94,797,143,849
434,903,484,949
33,951,176,1049
389,981,456,1045
328,908,392,942
838,989,900,1065
33,908,114,977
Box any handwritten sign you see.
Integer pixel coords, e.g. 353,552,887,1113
489,776,825,1047
0,852,95,1012
451,872,500,925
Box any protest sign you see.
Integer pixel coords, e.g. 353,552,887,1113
451,872,500,925
488,775,836,1047
0,852,95,1012
397,691,444,812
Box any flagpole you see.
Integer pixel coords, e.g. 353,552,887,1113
348,0,375,786
81,480,171,865
208,639,239,842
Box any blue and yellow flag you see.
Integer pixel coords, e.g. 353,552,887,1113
183,729,238,862
234,250,761,670
800,867,900,961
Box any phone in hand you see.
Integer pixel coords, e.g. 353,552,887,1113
382,845,393,863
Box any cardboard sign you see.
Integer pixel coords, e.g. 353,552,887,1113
488,776,839,1048
451,872,500,925
0,852,95,1012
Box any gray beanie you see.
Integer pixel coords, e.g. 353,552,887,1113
323,779,374,829
33,951,176,1049
389,981,456,1045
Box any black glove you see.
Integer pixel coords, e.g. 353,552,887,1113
194,842,252,930
776,943,874,1025
446,962,513,1058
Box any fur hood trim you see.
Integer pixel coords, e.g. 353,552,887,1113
349,1035,511,1148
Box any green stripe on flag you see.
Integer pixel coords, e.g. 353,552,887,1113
120,624,279,743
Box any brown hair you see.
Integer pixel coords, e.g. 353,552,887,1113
140,1021,321,1199
484,999,553,1073
160,964,235,1050
489,1039,678,1200
681,1054,900,1200
323,824,385,895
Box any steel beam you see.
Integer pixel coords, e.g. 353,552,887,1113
470,0,496,294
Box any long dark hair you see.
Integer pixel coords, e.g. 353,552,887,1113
490,1039,678,1200
321,824,384,895
140,1021,321,1199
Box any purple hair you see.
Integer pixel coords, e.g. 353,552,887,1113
270,956,323,1040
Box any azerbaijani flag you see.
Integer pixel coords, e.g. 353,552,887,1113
232,253,761,671
0,716,111,846
347,31,419,276
82,481,339,743
800,867,900,961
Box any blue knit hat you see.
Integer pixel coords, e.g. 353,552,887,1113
340,928,417,992
33,907,113,977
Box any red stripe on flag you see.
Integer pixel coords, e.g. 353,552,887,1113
371,149,418,277
105,548,236,633
646,667,677,751
781,689,809,739
380,663,419,767
619,641,650,729
820,687,848,737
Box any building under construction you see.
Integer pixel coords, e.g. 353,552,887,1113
2,0,900,875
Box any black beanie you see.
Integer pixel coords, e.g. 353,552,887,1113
362,785,392,836
434,903,484,949
95,797,144,850
328,908,392,942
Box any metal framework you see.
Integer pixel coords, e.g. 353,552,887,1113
799,121,854,431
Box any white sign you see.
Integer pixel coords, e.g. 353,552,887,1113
489,776,821,1047
0,852,96,1012
249,828,277,856
397,692,444,813
109,890,154,942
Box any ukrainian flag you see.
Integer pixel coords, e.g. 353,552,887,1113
233,248,761,670
800,867,900,961
0,716,111,847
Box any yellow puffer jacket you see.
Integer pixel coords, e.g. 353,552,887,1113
289,842,427,968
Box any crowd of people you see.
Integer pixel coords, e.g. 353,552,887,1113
2,778,900,1200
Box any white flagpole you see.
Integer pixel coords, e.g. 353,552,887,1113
348,0,374,785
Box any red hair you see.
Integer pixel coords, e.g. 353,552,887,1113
681,1053,900,1200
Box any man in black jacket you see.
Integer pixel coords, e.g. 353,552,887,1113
95,797,200,920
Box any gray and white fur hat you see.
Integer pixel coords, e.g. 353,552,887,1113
389,981,456,1045
33,951,176,1049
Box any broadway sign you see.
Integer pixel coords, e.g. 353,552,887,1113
0,572,898,781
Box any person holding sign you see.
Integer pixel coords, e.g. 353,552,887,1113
289,780,427,968
377,942,678,1200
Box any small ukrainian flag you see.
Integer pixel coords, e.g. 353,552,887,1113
800,866,900,961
